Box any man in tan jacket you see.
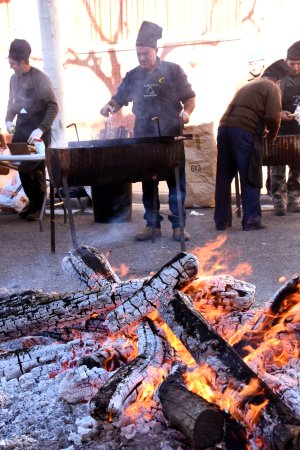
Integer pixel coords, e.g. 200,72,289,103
214,59,289,231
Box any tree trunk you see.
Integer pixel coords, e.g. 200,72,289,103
37,0,67,146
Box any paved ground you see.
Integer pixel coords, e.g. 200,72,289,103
0,182,299,308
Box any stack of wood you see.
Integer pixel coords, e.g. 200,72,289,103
0,245,299,449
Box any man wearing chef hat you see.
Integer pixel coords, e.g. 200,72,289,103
100,21,195,242
5,39,58,221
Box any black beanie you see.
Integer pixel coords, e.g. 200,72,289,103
8,39,31,61
287,41,300,60
262,59,289,80
136,21,163,48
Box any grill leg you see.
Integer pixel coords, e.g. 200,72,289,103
235,173,241,218
62,177,78,248
175,167,186,252
152,179,159,242
50,183,55,252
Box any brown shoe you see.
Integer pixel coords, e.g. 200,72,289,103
173,228,191,242
135,227,162,241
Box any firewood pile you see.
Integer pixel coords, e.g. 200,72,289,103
0,245,299,449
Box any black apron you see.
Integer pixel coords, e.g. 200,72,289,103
248,119,264,188
280,83,300,136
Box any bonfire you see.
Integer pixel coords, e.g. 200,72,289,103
0,239,299,449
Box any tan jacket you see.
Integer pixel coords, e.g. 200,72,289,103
219,77,282,139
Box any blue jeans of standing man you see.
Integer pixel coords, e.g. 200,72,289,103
142,163,186,229
214,126,261,229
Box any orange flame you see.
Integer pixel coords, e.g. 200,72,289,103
191,235,252,279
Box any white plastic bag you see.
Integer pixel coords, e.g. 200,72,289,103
0,172,29,212
294,105,300,125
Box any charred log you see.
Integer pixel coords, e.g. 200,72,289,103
185,274,255,314
79,337,135,371
0,337,101,381
104,252,199,335
0,280,145,342
233,276,300,356
160,290,300,449
89,318,173,421
0,253,196,342
158,364,225,449
62,245,121,288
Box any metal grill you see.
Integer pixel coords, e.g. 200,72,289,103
263,135,300,166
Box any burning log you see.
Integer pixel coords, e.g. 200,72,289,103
0,282,141,342
253,275,300,332
185,274,256,314
104,252,199,334
261,359,300,417
233,276,300,357
78,336,135,371
210,310,257,341
160,290,300,449
0,336,101,381
158,363,225,449
89,318,174,421
0,253,196,342
62,245,122,288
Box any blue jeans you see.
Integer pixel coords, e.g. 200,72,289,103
142,163,186,229
214,127,261,229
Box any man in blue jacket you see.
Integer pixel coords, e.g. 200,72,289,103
100,21,195,242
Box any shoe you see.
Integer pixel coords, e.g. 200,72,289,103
26,210,40,222
243,223,267,231
173,228,191,242
274,205,286,216
135,227,161,241
287,204,300,213
18,205,32,219
275,209,286,216
215,223,232,231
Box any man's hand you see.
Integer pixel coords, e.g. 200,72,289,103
6,121,14,134
281,110,295,121
179,111,190,125
100,103,115,117
28,128,43,144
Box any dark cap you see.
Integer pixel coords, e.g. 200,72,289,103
8,39,31,61
287,41,300,61
136,21,163,48
262,59,289,80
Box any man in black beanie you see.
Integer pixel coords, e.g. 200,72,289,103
100,21,195,242
214,59,289,231
270,41,300,216
5,39,58,221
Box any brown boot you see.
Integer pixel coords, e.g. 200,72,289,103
135,227,162,241
173,228,191,242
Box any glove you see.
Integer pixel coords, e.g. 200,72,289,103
28,128,43,144
294,105,300,125
6,121,13,134
100,103,115,117
179,111,190,124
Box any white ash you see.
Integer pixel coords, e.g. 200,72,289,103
0,365,189,450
